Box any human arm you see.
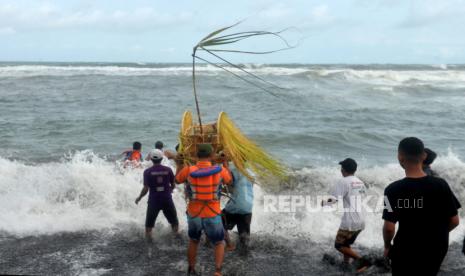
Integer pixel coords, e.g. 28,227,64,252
164,150,177,160
462,236,465,255
382,185,398,258
135,185,149,204
169,169,176,191
175,166,189,184
221,165,233,185
383,220,396,257
321,180,345,206
136,170,150,204
441,180,461,232
321,197,338,206
449,215,460,232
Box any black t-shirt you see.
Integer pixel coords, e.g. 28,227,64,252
382,176,461,258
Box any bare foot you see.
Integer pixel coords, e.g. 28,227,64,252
226,242,236,251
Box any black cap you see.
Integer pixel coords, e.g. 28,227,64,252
424,148,437,165
339,158,357,173
155,141,164,149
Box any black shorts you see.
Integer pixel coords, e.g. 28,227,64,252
145,199,179,228
221,209,252,235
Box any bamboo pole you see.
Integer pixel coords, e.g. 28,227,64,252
191,45,203,135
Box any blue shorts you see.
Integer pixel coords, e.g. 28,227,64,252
187,214,224,244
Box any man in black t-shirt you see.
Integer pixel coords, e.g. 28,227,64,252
383,137,461,276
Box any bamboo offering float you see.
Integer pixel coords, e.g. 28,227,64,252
178,22,297,181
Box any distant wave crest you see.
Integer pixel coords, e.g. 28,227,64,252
2,64,465,88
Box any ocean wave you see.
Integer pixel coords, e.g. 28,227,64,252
303,69,465,88
1,151,464,247
0,64,307,77
2,64,465,89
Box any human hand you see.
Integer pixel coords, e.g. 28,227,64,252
384,246,391,258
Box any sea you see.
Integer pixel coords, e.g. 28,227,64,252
1,62,465,275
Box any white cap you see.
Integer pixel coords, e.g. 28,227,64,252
150,149,164,160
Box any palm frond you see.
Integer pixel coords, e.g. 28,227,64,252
191,21,298,126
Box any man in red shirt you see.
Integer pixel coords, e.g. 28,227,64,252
176,143,232,276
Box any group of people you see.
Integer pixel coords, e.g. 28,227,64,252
323,137,462,275
124,137,463,276
126,141,253,276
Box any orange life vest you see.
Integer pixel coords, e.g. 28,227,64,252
127,150,142,161
186,165,224,217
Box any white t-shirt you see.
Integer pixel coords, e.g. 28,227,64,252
330,175,366,231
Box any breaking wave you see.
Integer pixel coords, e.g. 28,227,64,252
1,151,463,247
2,63,465,89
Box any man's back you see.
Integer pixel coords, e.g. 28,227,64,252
331,175,366,231
176,161,232,218
224,168,254,215
144,164,174,201
383,176,460,257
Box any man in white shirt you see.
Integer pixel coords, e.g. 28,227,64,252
322,158,369,272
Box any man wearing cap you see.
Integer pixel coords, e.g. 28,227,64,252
175,143,232,276
135,150,179,244
322,158,369,272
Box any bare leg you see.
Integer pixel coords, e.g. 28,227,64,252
171,224,179,234
239,233,250,248
224,230,235,251
344,255,351,263
187,239,199,273
145,227,153,244
337,246,361,261
145,227,153,257
214,241,225,275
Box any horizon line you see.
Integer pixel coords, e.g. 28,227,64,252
0,60,464,66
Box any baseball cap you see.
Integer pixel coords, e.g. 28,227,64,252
339,158,357,173
150,149,164,161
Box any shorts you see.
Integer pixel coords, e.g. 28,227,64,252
222,210,252,235
145,199,179,228
187,214,224,244
334,229,362,249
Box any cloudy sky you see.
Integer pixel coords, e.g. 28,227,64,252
1,0,464,63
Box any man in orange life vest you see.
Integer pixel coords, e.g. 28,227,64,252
175,143,232,276
122,141,143,168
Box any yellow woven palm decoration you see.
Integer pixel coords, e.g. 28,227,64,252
179,23,293,182
217,112,287,180
179,110,287,181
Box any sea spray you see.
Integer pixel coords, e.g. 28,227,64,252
1,151,463,248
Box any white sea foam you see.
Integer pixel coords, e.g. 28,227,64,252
2,65,465,89
0,151,186,236
0,65,307,77
0,151,463,246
